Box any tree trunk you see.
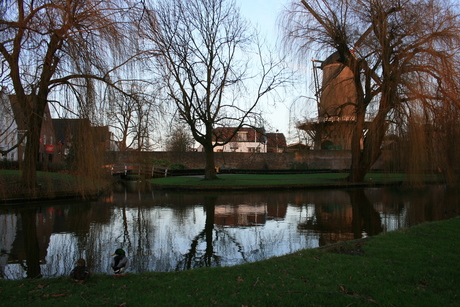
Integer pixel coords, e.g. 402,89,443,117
349,118,387,183
204,144,218,180
21,126,40,192
348,104,368,183
20,96,46,193
349,101,389,183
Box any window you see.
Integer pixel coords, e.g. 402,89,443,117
237,131,247,141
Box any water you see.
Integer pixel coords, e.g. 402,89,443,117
1,185,458,279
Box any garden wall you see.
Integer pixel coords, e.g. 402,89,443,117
106,150,390,171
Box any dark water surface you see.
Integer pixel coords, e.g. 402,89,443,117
1,185,459,279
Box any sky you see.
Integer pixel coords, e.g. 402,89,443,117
237,0,316,144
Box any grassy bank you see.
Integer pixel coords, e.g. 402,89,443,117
1,217,458,306
0,170,110,202
1,170,440,199
149,173,412,190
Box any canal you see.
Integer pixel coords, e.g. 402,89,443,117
1,185,459,279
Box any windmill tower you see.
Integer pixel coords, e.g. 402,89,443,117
304,51,358,150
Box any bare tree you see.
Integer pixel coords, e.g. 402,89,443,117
141,0,287,180
166,125,195,152
0,0,141,191
108,84,159,152
283,0,460,183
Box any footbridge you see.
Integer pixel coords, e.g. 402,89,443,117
105,163,169,178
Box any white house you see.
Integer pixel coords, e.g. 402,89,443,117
198,127,268,153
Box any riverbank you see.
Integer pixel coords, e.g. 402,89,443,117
1,170,444,202
0,170,110,203
0,217,458,306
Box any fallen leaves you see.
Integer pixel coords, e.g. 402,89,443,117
42,293,66,298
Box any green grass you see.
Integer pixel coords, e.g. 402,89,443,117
1,217,459,306
149,172,408,189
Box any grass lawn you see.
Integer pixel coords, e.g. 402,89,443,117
0,217,458,306
149,172,409,189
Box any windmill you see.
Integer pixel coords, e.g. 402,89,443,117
298,1,401,151
297,0,383,150
304,51,361,150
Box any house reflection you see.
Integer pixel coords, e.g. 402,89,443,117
214,203,287,227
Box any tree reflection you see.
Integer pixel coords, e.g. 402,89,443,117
20,208,41,278
177,196,219,270
2,186,458,279
349,189,383,237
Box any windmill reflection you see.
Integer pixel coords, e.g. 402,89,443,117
297,189,383,245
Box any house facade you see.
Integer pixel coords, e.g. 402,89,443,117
201,127,267,153
6,95,58,164
265,132,287,153
53,118,116,160
0,94,115,165
0,91,18,161
196,127,287,153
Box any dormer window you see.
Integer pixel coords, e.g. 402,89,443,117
237,131,247,141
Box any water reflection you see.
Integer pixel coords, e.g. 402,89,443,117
1,185,458,279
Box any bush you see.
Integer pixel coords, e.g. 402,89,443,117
290,162,309,170
149,158,171,167
169,163,185,170
0,160,19,170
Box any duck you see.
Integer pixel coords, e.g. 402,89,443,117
111,248,129,274
70,258,90,283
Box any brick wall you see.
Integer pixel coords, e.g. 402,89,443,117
105,150,388,170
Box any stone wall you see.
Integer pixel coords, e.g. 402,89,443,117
105,150,388,170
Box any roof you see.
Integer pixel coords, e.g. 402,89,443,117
285,142,309,152
321,51,346,68
9,95,53,131
266,133,287,148
9,95,27,130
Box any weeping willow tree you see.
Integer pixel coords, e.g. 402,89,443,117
283,0,460,183
393,59,460,185
0,0,143,194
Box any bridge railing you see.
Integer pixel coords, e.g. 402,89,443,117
105,163,168,178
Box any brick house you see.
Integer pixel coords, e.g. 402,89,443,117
8,95,58,164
